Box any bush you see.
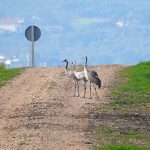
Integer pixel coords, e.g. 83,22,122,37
0,63,6,71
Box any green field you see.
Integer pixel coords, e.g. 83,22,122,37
112,61,150,106
95,61,150,150
0,64,23,88
95,144,150,150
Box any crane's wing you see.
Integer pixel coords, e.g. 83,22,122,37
88,71,101,88
89,70,98,77
74,71,87,81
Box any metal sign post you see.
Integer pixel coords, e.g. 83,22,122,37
31,25,34,67
25,25,41,67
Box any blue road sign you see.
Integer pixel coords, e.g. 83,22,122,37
25,25,41,67
25,25,41,42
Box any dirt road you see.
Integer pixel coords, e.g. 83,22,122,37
0,65,123,150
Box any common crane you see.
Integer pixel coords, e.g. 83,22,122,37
82,56,101,99
62,59,79,97
71,61,88,97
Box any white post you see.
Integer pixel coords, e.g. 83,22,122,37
31,25,34,67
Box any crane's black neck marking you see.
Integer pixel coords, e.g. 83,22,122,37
85,56,88,67
65,61,68,69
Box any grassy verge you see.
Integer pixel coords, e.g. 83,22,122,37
95,127,150,149
0,65,23,87
95,144,149,150
112,61,150,105
95,61,150,149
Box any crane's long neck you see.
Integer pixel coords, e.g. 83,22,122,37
65,61,68,74
84,57,88,79
84,57,88,70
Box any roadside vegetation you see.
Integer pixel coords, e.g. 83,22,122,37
95,144,149,150
95,61,150,150
112,61,150,106
0,63,23,88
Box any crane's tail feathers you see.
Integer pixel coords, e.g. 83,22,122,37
92,76,101,89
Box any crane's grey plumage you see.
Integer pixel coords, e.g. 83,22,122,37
82,56,101,98
71,61,86,81
74,69,87,97
65,60,88,97
71,61,88,97
62,59,79,97
63,59,86,97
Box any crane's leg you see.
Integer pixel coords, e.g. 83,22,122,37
89,81,92,99
73,80,76,97
83,81,86,98
92,83,99,99
77,81,80,97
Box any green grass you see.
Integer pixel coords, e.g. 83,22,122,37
95,127,150,146
94,61,150,150
111,61,150,105
95,144,150,150
0,66,23,87
0,63,6,70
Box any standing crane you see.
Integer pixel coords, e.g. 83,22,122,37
62,59,79,97
71,61,88,97
82,56,101,99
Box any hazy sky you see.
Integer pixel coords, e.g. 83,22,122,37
0,0,150,67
